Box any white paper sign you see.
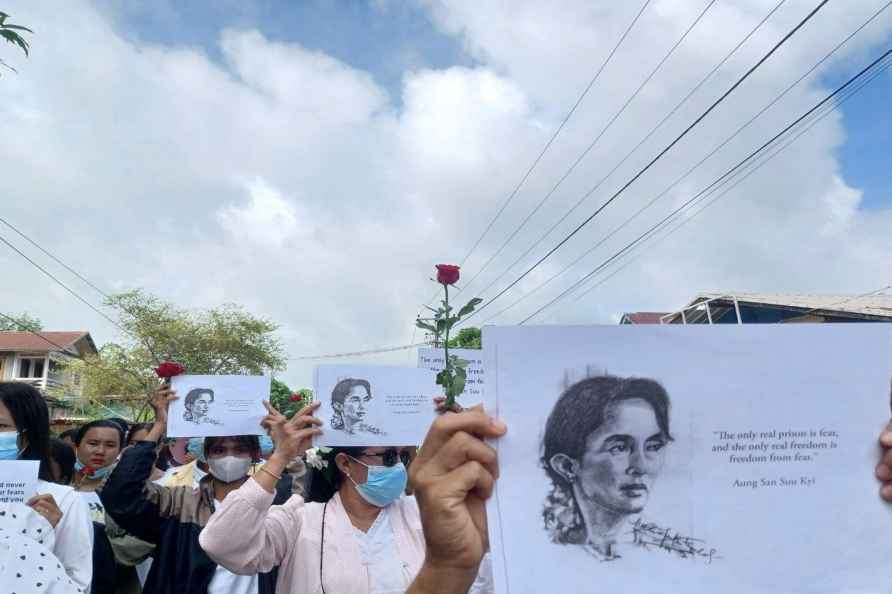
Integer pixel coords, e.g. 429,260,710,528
167,374,270,438
417,347,486,407
314,365,438,447
0,460,39,503
484,323,892,594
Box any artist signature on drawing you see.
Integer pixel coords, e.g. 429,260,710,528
629,518,720,563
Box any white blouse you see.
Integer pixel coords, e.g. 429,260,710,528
352,507,494,594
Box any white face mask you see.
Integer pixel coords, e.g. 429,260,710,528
207,456,252,483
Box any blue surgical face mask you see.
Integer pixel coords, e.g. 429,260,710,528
0,432,21,461
75,459,113,480
348,457,407,507
187,437,207,463
259,435,274,457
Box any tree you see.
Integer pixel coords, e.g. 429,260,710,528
0,312,43,332
1,11,32,74
68,290,287,421
447,326,481,349
268,378,312,419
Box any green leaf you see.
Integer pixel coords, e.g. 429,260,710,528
456,297,484,319
453,356,469,369
449,366,467,398
436,319,448,334
415,320,437,333
435,369,450,388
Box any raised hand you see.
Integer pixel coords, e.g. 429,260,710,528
27,494,63,528
261,400,322,462
877,420,892,501
408,406,507,594
144,385,178,443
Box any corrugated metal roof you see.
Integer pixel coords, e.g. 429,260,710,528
0,331,96,354
621,312,668,324
690,292,892,317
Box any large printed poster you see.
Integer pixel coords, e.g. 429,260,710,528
484,323,892,594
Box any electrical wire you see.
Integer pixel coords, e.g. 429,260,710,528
471,2,892,324
472,0,789,298
516,48,892,323
457,0,718,295
465,0,832,321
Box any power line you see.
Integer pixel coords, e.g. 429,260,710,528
0,231,127,333
450,0,653,276
568,58,892,307
472,1,892,324
472,0,789,298
465,0,831,321
0,216,111,300
411,0,652,342
0,311,73,351
517,47,892,323
289,341,433,361
458,0,718,296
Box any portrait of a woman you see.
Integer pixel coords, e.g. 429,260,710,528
542,374,712,562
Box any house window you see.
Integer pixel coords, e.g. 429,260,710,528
17,357,46,379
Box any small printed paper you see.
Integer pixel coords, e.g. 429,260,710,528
314,364,438,447
417,347,486,407
167,374,270,438
0,460,39,503
484,323,892,594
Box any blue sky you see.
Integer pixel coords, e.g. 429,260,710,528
97,0,890,210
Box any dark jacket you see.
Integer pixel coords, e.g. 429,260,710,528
101,442,292,594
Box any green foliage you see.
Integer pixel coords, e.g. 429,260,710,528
447,326,481,349
70,289,287,420
269,378,313,419
0,312,43,332
0,11,33,75
416,287,483,408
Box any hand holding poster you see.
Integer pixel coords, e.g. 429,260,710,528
0,460,39,503
417,347,485,407
167,375,270,438
484,323,892,594
314,365,438,447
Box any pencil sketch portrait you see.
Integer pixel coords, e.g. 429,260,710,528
542,374,716,562
330,378,386,436
183,387,223,426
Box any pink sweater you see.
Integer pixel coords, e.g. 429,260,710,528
199,478,426,593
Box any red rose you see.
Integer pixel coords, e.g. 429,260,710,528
435,264,460,286
154,361,186,379
289,393,302,402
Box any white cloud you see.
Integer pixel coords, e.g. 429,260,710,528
0,0,890,388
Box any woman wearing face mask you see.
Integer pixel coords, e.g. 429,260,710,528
0,382,93,591
199,400,494,594
100,385,295,594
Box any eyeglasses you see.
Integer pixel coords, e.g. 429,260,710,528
357,448,411,467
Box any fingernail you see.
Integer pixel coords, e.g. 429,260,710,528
877,464,892,480
490,418,507,432
882,484,892,501
882,432,892,446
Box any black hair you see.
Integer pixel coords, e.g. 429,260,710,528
543,375,672,490
48,437,76,484
204,435,262,463
58,428,79,442
0,382,53,481
541,374,673,543
75,419,126,448
126,422,154,445
304,446,364,503
105,417,130,436
330,379,370,430
185,388,214,409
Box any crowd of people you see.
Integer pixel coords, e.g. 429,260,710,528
1,377,891,594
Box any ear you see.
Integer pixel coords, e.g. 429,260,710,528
549,453,579,483
334,452,352,477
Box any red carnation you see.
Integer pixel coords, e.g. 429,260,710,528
435,264,460,286
154,361,186,379
289,393,302,402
